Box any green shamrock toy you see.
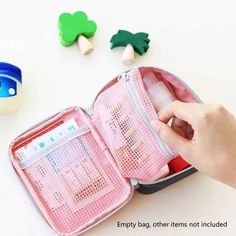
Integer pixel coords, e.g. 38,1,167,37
58,11,97,55
110,30,150,65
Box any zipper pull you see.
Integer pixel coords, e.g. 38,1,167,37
130,178,139,189
118,71,131,82
118,72,127,81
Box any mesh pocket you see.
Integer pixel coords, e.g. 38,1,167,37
12,109,132,235
92,70,174,181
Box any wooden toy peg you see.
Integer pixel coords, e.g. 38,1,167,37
77,35,94,55
121,44,135,65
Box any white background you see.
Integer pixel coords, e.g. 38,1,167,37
1,0,236,235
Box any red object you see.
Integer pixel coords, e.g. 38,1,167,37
169,155,190,173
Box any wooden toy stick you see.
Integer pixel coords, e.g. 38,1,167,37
58,11,97,55
121,44,135,65
77,35,94,55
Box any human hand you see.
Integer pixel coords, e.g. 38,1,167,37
151,101,236,188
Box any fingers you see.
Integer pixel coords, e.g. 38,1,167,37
171,117,187,138
171,117,194,140
151,120,192,156
158,101,200,125
185,123,194,139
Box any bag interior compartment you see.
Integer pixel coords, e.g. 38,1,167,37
10,107,133,236
92,71,175,182
139,67,200,182
92,67,200,184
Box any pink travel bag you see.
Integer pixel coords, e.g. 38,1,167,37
9,67,201,235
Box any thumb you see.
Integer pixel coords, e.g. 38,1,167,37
150,120,192,156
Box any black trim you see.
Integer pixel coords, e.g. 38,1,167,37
137,167,197,194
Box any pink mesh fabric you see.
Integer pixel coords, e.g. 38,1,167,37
11,108,132,236
92,69,176,182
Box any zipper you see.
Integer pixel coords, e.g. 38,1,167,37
121,72,175,158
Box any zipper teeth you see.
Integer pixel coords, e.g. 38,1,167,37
123,73,174,158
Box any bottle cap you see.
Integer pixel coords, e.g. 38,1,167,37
0,62,22,83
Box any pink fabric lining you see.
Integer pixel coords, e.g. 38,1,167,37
139,67,199,103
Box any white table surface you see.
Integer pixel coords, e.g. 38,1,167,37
1,0,236,235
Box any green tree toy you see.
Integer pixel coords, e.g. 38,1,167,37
110,30,150,65
58,11,97,55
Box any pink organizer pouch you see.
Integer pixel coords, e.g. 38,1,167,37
10,67,200,235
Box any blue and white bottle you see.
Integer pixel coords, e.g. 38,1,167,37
0,62,22,114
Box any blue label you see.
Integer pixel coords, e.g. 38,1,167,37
0,76,17,97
